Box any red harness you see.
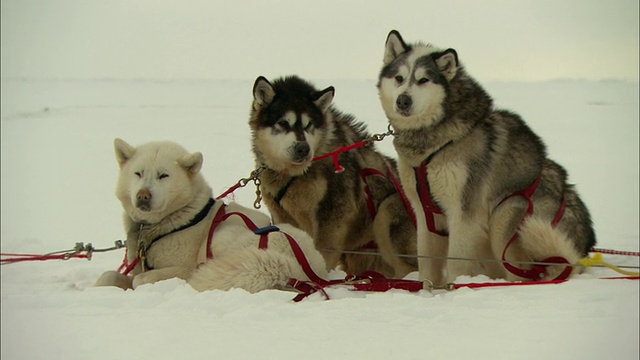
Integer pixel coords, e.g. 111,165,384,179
358,166,417,250
205,204,335,300
414,156,571,281
119,203,335,300
497,177,571,280
414,160,449,237
360,167,416,226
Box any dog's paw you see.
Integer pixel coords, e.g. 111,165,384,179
132,272,157,289
94,270,133,290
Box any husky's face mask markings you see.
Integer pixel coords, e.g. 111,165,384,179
251,76,333,176
378,31,459,130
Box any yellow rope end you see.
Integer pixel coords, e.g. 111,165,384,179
579,253,639,276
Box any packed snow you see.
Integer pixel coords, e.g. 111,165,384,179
1,78,638,359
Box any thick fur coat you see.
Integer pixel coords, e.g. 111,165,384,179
377,31,596,285
250,76,417,277
94,139,327,292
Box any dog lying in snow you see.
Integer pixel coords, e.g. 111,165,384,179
94,138,327,293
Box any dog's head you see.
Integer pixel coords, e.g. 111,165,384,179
114,138,204,224
377,30,459,131
249,75,334,176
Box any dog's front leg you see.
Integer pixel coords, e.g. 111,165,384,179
132,266,193,289
94,270,133,290
417,215,448,287
446,219,492,282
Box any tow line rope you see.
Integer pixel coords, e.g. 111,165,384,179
1,240,636,301
287,249,639,301
1,241,125,265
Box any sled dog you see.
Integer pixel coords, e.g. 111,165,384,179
377,30,596,285
94,138,327,292
250,75,417,277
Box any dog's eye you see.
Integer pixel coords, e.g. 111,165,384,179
395,75,404,83
277,119,291,130
158,173,169,180
418,78,429,85
134,171,142,178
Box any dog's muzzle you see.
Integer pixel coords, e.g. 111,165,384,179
396,94,413,116
136,188,152,212
291,141,311,164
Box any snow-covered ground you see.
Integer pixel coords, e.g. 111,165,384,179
1,78,639,359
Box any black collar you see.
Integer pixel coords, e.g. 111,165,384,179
421,140,454,166
143,197,216,263
274,177,296,206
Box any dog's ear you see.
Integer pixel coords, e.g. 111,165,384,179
312,86,334,113
114,138,136,168
252,76,276,110
178,152,203,177
435,49,459,81
383,30,410,66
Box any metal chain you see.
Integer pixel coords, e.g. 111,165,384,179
364,124,396,143
225,126,395,209
43,240,125,261
246,165,266,209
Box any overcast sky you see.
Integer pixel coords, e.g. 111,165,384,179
1,0,638,82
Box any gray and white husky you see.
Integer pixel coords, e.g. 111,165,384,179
377,30,596,286
250,75,417,277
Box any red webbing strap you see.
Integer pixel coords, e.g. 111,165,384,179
215,183,242,201
551,196,567,227
202,206,335,301
348,271,423,292
282,232,332,286
206,205,228,259
386,167,416,227
312,140,368,173
499,176,542,215
117,204,225,275
281,230,339,302
210,210,273,252
415,161,448,236
360,168,387,219
1,253,89,264
500,177,572,280
118,248,140,276
357,166,417,251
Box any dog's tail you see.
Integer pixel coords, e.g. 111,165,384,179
517,217,583,279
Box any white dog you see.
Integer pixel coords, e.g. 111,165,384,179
94,138,327,293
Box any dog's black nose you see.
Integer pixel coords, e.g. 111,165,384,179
396,94,413,111
293,142,310,163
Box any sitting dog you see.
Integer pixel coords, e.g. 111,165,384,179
249,75,417,278
377,30,596,285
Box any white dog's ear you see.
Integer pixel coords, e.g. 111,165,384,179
313,86,334,113
383,30,410,66
435,49,459,81
252,76,276,110
178,152,203,177
114,138,136,168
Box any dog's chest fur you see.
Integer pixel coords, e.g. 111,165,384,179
396,148,469,221
260,169,329,231
126,209,213,270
